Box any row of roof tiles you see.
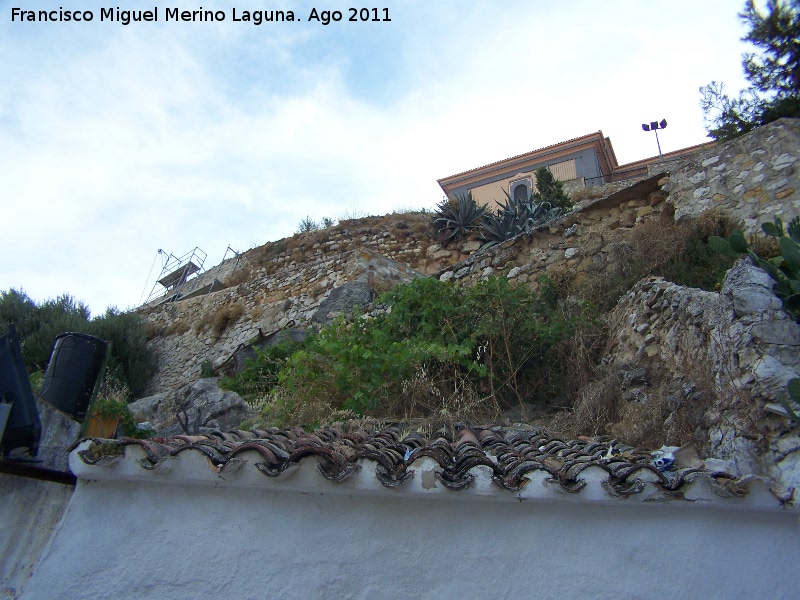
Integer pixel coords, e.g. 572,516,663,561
77,424,749,499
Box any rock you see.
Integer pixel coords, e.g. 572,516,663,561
312,282,375,325
174,379,253,432
130,380,253,432
454,266,471,279
128,393,169,426
621,368,648,389
461,241,482,253
722,257,784,317
564,248,578,259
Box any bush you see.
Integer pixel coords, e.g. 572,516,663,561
226,276,600,427
89,308,157,398
0,290,156,398
532,167,573,211
297,216,318,233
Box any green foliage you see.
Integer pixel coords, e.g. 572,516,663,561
700,0,800,140
0,290,156,398
91,396,152,438
434,192,488,243
532,167,573,211
297,216,318,233
228,276,599,427
710,216,800,320
89,307,156,398
219,337,308,400
28,371,44,394
200,360,215,378
481,189,564,244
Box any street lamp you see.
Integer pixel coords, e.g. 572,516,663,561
641,119,667,157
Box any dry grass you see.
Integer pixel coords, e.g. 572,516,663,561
224,266,252,288
164,320,190,336
195,302,245,339
144,321,163,340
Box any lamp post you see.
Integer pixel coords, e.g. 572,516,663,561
641,119,667,157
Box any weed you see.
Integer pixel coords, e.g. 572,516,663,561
165,320,190,336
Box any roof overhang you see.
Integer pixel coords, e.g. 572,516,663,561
437,131,619,197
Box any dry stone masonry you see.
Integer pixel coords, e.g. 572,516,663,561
604,259,800,497
662,118,799,233
140,120,800,474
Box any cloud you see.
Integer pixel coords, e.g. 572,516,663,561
1,0,752,313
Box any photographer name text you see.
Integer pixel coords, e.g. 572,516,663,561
10,6,392,26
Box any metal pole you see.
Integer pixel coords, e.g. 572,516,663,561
654,129,662,157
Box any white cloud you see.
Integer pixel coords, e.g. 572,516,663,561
1,0,754,314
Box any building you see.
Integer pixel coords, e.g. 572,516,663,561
437,130,712,209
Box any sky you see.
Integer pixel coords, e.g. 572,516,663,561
1,0,753,316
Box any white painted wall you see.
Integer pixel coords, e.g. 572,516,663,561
22,446,800,600
0,475,73,599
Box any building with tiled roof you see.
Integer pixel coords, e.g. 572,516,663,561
437,131,713,209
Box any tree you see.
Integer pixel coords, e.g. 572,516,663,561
0,289,156,398
700,0,800,141
532,167,572,211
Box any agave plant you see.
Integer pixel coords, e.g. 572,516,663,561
481,190,564,244
434,192,488,243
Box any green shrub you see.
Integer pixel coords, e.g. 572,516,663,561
297,216,318,233
228,276,599,427
710,215,800,321
0,290,156,398
89,308,156,398
532,167,573,211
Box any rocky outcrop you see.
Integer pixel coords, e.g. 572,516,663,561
129,378,252,434
143,248,426,396
604,258,800,498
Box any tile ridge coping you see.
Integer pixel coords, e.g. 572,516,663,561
69,440,790,514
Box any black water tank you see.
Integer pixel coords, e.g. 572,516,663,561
0,324,41,456
39,332,109,420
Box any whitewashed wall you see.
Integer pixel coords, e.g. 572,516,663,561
22,446,800,600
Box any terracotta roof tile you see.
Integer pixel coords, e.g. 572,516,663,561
76,424,747,500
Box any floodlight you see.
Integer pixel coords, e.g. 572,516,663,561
641,118,668,157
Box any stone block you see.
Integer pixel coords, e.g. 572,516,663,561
461,241,482,253
742,187,764,200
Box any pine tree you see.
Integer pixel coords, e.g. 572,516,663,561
700,0,800,141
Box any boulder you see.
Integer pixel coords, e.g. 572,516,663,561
312,282,375,325
129,380,253,433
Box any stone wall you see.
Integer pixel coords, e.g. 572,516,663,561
663,118,799,232
144,247,426,396
603,259,800,498
142,120,800,413
434,174,669,288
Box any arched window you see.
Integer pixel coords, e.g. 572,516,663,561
513,183,528,203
